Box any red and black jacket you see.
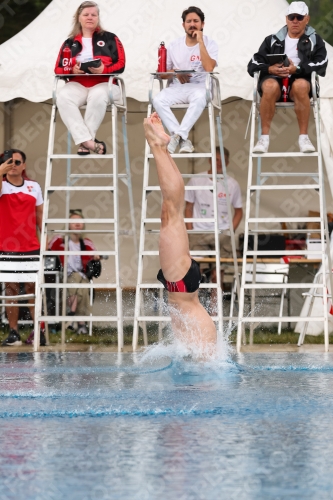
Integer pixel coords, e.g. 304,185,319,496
54,29,125,87
48,236,96,274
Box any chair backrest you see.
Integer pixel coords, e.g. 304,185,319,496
244,263,289,284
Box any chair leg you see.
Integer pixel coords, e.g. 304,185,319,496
140,291,148,346
278,288,286,335
42,291,50,345
33,278,41,352
229,277,237,330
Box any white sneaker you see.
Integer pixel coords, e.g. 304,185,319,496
77,324,88,335
167,134,181,154
253,136,269,154
299,135,315,153
179,138,195,153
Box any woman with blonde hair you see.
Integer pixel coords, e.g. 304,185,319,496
55,1,125,155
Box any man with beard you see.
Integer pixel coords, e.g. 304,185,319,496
153,6,218,154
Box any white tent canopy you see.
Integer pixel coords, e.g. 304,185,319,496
0,0,332,101
1,0,332,174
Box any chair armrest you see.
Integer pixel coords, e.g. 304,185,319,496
149,74,165,105
311,71,318,104
108,75,127,112
253,72,260,104
53,76,61,105
207,73,221,111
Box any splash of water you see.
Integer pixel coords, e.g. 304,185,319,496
139,297,233,370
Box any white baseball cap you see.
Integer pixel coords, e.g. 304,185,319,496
286,2,309,16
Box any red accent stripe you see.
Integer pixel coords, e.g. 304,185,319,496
166,279,187,293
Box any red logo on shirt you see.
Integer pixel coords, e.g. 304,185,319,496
190,55,201,61
27,185,33,192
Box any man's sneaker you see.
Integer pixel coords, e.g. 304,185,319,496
253,135,269,154
25,330,46,346
179,138,195,153
2,329,22,346
77,324,88,335
299,135,315,153
167,134,181,154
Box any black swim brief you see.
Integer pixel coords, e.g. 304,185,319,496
157,259,202,293
0,249,40,262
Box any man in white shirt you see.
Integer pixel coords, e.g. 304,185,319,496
184,147,243,286
153,6,218,154
247,1,327,154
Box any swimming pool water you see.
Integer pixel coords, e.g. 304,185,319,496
1,351,333,500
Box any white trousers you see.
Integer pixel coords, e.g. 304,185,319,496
153,83,207,140
56,82,121,145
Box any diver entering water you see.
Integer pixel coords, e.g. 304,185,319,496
143,113,217,349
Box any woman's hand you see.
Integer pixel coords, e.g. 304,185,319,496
88,62,104,74
93,255,101,260
72,62,85,74
0,158,14,176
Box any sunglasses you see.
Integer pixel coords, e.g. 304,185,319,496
12,160,23,166
287,14,305,21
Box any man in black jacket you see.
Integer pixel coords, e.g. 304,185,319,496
248,1,327,154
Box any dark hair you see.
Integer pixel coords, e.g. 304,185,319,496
1,148,30,180
11,149,26,163
216,146,229,159
181,6,205,22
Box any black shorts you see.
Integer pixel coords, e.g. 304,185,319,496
0,249,40,262
157,259,202,293
258,74,314,100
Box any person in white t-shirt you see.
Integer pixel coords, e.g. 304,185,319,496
153,6,218,154
248,1,327,154
184,147,243,288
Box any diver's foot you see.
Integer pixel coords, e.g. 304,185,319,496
144,112,170,149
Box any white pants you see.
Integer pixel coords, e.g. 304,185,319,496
153,83,207,140
56,82,121,145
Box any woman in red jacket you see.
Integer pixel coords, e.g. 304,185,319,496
48,209,100,334
54,1,125,155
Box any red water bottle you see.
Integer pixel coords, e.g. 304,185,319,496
62,44,72,74
281,77,290,102
281,56,290,102
158,41,167,72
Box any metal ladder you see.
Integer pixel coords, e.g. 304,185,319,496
237,71,333,352
132,72,240,350
36,75,136,352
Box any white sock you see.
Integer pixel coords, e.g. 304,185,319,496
260,134,269,141
299,134,308,139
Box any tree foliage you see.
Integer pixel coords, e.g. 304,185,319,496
0,0,52,44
